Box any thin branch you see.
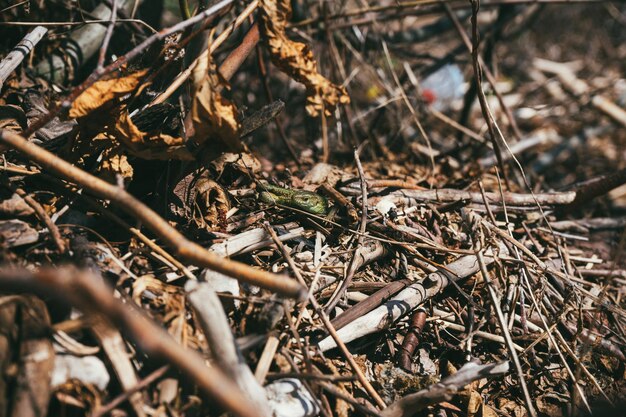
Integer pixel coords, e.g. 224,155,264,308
263,224,387,409
97,0,118,69
472,220,537,417
0,267,258,417
13,187,66,253
92,365,169,417
325,148,369,313
467,0,510,188
151,0,258,105
0,130,305,300
381,360,510,417
24,0,235,137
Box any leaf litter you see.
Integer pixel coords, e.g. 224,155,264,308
0,2,625,417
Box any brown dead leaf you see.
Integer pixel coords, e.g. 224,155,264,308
497,397,526,417
191,55,242,152
69,70,148,119
259,0,349,117
535,393,566,417
170,170,230,233
210,152,262,177
115,110,194,160
98,146,134,183
463,388,483,416
131,275,192,343
0,105,28,132
480,404,499,417
193,176,230,232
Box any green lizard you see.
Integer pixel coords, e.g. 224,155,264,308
259,184,329,216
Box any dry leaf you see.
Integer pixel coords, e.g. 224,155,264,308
170,170,230,233
192,176,230,232
259,0,349,117
98,146,134,183
115,110,194,160
0,105,28,132
480,404,499,417
69,70,148,119
497,397,526,417
131,276,191,343
210,152,262,177
191,55,242,152
465,389,483,416
535,393,566,417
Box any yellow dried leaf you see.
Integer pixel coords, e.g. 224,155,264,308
115,111,194,160
69,70,148,119
480,404,499,417
259,0,349,117
193,175,230,232
466,389,483,416
98,146,134,183
191,57,243,152
210,152,262,176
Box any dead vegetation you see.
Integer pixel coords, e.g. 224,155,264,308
0,1,626,417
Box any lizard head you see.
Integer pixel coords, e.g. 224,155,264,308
292,191,329,216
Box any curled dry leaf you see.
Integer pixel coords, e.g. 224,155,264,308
191,54,243,152
69,70,148,119
259,0,349,117
211,152,262,177
170,170,230,233
131,276,202,347
193,176,230,232
69,69,195,162
0,105,28,132
115,110,194,160
98,145,134,183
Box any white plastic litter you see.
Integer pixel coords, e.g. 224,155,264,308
265,378,320,417
376,197,397,217
421,64,465,111
51,355,110,390
201,269,240,298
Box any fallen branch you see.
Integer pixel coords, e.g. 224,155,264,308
0,129,305,300
381,360,510,417
0,267,258,417
0,25,47,89
318,242,508,351
325,148,370,314
374,188,576,207
186,281,272,416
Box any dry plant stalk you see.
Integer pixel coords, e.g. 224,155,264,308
0,129,305,300
259,0,349,117
0,267,259,417
381,361,509,417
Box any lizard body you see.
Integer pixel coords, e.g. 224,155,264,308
259,184,329,216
